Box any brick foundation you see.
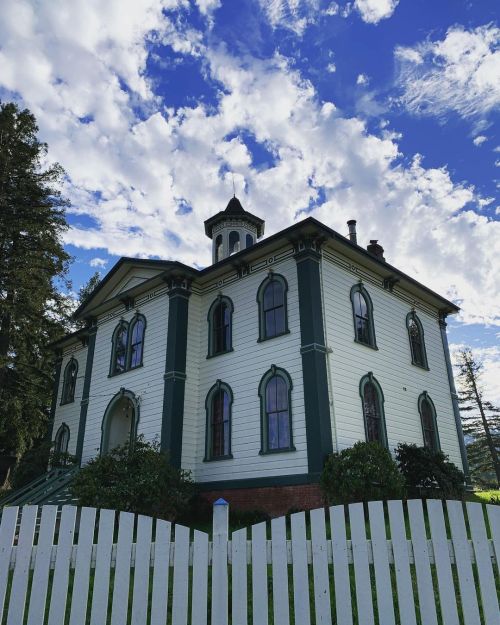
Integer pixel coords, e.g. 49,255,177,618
199,483,325,517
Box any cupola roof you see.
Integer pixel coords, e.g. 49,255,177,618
204,196,265,238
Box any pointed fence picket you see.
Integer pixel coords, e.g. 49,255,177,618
0,499,498,625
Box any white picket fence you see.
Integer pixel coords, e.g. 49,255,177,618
0,499,498,625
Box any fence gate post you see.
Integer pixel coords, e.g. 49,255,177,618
212,498,229,625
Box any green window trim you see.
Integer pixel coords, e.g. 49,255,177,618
109,313,146,377
207,295,234,358
258,365,296,454
54,422,70,454
100,388,140,455
204,380,234,461
350,283,378,349
359,372,388,448
60,357,78,405
406,311,429,370
256,273,290,342
418,391,441,452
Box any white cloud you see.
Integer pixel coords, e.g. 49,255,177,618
354,0,399,24
326,62,337,73
473,135,487,146
257,0,320,35
0,0,499,331
396,24,500,120
356,73,369,85
89,257,109,268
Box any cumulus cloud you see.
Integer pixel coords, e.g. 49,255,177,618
89,257,109,268
354,0,399,24
356,73,369,85
0,0,499,330
473,135,488,146
396,24,500,120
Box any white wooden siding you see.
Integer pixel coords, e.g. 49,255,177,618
51,346,88,455
321,251,463,468
189,255,308,482
81,288,169,463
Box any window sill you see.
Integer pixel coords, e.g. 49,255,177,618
411,361,430,371
203,454,234,462
257,329,290,343
59,400,75,406
206,348,234,360
354,338,378,351
259,446,296,455
108,363,144,378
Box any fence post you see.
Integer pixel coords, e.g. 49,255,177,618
212,498,229,625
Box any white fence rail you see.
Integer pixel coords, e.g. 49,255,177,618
0,499,499,624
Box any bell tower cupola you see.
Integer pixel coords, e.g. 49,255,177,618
204,196,265,264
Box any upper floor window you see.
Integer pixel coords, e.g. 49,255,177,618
229,231,240,255
418,392,440,452
207,296,233,357
54,423,70,455
258,366,295,454
407,312,428,369
110,314,146,376
215,234,223,262
61,358,78,404
257,274,289,341
359,373,387,447
246,233,254,248
205,381,233,460
350,284,377,348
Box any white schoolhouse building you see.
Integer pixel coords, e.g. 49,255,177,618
49,197,468,512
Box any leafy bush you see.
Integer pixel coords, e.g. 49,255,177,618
395,443,465,498
320,441,405,504
71,437,195,520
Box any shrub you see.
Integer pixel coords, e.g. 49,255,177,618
11,440,52,488
320,441,405,504
70,437,195,520
395,443,465,498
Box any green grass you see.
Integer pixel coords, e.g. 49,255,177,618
466,489,500,504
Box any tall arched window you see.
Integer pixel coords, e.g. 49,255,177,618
418,392,440,452
215,234,223,262
407,312,428,369
61,358,78,404
257,274,289,341
129,314,146,369
359,373,387,447
205,381,233,460
246,233,254,248
229,231,240,255
258,366,294,453
111,321,129,375
54,423,70,455
207,296,233,357
350,284,377,348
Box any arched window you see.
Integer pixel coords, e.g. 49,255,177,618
246,233,254,248
61,358,78,404
258,366,294,453
359,373,387,447
101,389,139,454
207,296,234,357
111,321,129,375
350,284,377,348
54,423,70,455
229,231,240,255
418,392,440,452
129,314,146,369
205,381,233,460
215,234,223,262
257,274,289,341
407,312,428,369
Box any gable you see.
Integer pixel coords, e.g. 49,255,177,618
107,269,164,300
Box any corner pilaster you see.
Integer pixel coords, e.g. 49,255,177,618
47,352,63,443
76,323,98,463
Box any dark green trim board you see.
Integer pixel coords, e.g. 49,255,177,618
76,325,97,463
439,314,470,480
294,240,333,472
198,471,321,491
47,354,63,442
161,278,191,467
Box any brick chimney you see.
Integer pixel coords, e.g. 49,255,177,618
367,239,385,261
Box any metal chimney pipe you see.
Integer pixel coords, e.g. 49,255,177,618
347,220,357,245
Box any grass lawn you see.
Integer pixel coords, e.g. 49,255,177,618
466,489,500,504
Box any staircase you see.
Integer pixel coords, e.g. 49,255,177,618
0,465,79,508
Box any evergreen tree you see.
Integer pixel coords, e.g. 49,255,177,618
0,102,72,459
78,271,101,307
456,348,500,487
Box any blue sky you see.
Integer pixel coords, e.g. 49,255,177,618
0,0,499,397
